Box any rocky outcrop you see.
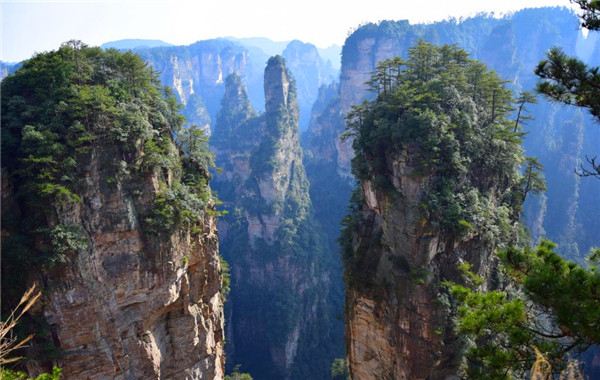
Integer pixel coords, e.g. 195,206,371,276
339,41,529,379
1,45,224,379
304,9,599,379
37,147,224,379
212,56,343,380
282,40,337,130
344,152,501,379
303,7,600,267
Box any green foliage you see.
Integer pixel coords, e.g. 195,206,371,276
47,224,89,266
536,47,600,121
448,241,600,378
143,183,206,235
177,124,215,193
513,91,537,132
0,367,61,380
535,4,600,177
588,247,600,265
1,40,189,243
224,365,253,380
446,272,544,379
456,293,541,378
572,0,600,29
345,41,524,237
1,40,184,208
519,157,546,203
220,256,231,301
501,241,600,345
330,358,349,380
142,126,215,235
140,134,180,174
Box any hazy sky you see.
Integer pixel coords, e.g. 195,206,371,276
1,0,575,62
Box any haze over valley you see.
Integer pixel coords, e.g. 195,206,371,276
1,1,599,379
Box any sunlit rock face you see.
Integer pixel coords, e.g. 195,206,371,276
2,123,225,380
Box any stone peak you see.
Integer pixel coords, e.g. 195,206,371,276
264,55,295,113
213,73,255,145
223,73,251,107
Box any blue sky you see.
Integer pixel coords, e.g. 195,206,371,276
1,0,575,62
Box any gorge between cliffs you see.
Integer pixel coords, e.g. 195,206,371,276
1,5,599,380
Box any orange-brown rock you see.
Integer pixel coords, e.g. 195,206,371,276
31,145,225,379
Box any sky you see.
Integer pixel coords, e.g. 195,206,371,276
1,0,576,62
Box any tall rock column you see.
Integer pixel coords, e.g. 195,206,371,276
341,44,524,380
212,57,342,380
1,44,225,379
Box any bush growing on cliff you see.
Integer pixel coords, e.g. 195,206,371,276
447,241,600,378
47,224,89,266
224,365,253,380
330,358,349,379
143,125,216,235
0,367,61,380
220,256,231,301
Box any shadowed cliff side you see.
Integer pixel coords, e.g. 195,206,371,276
211,57,343,380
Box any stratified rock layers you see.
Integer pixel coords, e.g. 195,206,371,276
39,159,225,379
1,46,225,379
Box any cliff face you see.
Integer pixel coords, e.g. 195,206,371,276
1,44,224,379
35,145,223,379
211,57,343,380
137,39,266,132
345,163,496,379
282,40,337,130
340,43,523,379
304,7,599,268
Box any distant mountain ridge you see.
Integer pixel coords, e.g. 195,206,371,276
100,38,173,49
0,61,19,80
128,37,339,132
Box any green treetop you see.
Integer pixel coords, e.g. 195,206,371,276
535,0,600,177
345,41,532,237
